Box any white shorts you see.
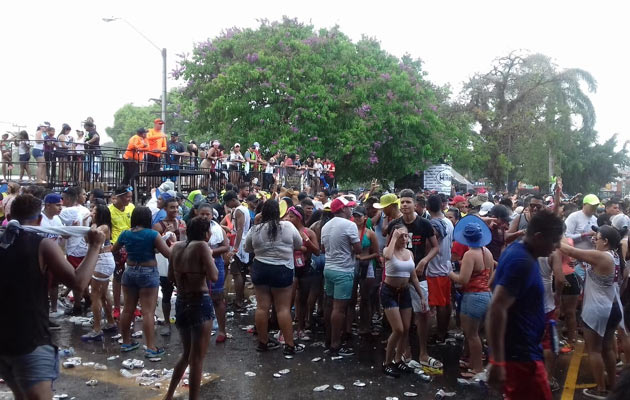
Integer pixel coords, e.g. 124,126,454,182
410,280,429,314
94,252,115,279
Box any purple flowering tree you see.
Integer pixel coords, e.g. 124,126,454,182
174,17,469,183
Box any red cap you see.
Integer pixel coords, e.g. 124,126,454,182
449,195,467,205
330,197,356,213
477,188,487,194
154,118,164,125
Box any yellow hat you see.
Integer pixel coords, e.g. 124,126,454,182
583,194,600,206
373,193,400,209
279,199,288,218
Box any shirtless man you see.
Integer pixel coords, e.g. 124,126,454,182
164,217,218,400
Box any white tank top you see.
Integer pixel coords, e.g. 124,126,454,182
385,254,415,278
538,257,555,314
581,251,625,336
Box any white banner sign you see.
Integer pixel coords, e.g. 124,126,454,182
424,164,452,195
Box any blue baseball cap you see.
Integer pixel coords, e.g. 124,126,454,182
44,193,63,204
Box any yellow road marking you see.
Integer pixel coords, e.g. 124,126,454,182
575,383,597,389
561,340,585,400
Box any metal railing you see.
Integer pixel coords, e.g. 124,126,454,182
1,139,331,195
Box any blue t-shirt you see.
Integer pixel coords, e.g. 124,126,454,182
152,209,167,226
492,241,544,362
116,228,159,263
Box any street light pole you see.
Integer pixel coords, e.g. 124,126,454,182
103,17,167,126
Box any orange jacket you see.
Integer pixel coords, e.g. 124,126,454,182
124,135,149,161
147,128,167,157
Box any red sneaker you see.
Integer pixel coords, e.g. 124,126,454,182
113,308,121,320
134,308,142,318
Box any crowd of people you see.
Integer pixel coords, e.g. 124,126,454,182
1,119,337,196
1,174,630,400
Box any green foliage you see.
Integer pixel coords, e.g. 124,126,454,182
461,51,628,193
106,89,194,148
174,17,470,183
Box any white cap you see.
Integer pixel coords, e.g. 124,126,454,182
478,201,495,216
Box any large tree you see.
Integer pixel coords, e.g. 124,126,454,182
173,17,469,183
461,51,627,192
106,89,194,148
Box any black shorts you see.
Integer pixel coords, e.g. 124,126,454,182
380,282,412,309
229,255,249,276
562,272,582,296
160,276,174,304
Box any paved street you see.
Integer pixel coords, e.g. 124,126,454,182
0,290,602,400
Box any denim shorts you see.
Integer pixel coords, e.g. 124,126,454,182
122,266,160,290
0,344,59,390
323,269,355,300
380,283,412,309
461,291,491,320
311,253,325,274
31,148,44,158
210,256,225,293
175,294,215,329
250,259,294,288
19,153,30,163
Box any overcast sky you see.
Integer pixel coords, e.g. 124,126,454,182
1,0,628,146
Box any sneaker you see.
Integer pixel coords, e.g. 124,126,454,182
266,338,281,351
273,331,286,344
406,359,422,370
121,341,140,352
549,377,561,392
283,344,304,355
103,323,118,333
134,308,142,318
582,388,608,399
145,347,165,358
81,330,104,342
113,308,121,320
49,310,64,319
256,341,269,352
338,346,355,356
159,325,171,336
49,320,61,331
396,361,414,374
383,363,401,378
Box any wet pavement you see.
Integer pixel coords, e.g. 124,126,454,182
0,295,602,399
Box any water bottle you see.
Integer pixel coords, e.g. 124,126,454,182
59,347,75,358
550,319,559,355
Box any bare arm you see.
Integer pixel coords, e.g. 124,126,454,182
232,209,245,251
304,228,320,256
42,228,104,293
212,234,230,256
449,250,475,285
559,243,611,269
486,286,516,384
154,234,171,258
416,235,439,275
